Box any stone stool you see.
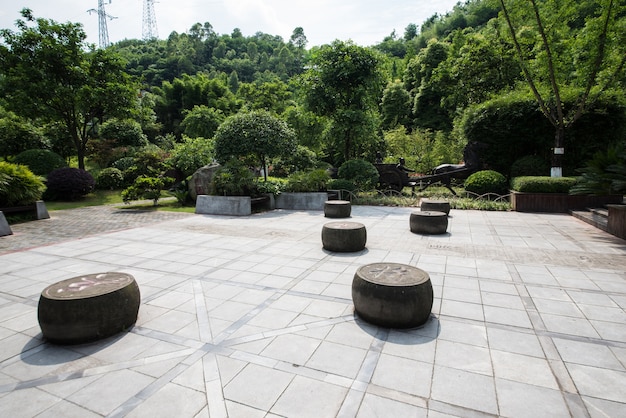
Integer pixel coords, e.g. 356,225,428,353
322,221,366,252
352,262,433,328
410,211,448,234
324,200,351,218
38,272,141,344
420,198,450,215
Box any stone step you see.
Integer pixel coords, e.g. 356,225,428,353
570,208,609,232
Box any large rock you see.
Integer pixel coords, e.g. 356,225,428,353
188,163,221,201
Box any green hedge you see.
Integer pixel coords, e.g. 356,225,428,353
510,176,578,193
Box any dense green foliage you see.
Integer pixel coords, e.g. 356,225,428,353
0,1,624,202
337,159,379,190
44,168,95,200
13,149,66,176
511,176,578,193
167,136,215,177
0,9,139,169
570,144,626,195
510,155,550,178
464,170,508,195
0,161,46,206
211,159,257,196
284,169,330,192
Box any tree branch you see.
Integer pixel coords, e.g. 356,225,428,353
498,0,557,127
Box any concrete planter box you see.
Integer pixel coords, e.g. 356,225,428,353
275,192,328,210
195,194,275,216
607,205,626,240
511,192,623,213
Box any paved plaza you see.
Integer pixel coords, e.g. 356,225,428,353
1,204,625,417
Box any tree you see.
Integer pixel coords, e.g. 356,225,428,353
498,0,626,176
180,105,225,139
380,81,412,130
300,40,384,164
99,118,147,147
214,110,297,181
0,110,47,159
0,9,139,169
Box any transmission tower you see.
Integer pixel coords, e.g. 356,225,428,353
142,0,159,40
88,0,117,48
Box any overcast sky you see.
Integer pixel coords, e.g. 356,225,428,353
0,0,460,47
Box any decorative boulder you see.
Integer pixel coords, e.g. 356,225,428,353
188,162,221,201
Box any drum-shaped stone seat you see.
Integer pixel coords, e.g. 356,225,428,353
38,272,140,344
352,262,433,328
324,200,351,218
410,211,448,234
322,221,366,252
420,198,450,215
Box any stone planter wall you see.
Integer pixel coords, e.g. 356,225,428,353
607,205,626,240
511,192,623,213
196,195,252,216
275,192,328,210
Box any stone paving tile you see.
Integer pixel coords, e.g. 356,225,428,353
1,205,626,417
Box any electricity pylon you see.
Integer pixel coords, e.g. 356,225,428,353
142,0,158,40
88,0,117,48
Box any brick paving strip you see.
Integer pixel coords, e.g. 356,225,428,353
0,205,194,253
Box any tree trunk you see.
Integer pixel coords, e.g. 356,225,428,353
551,126,565,177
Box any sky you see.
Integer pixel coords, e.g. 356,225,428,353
0,0,461,48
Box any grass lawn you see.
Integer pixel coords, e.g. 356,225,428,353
44,190,196,213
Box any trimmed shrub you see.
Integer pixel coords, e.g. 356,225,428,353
0,162,46,206
464,170,508,195
121,176,174,205
13,149,67,176
510,155,549,178
96,167,124,190
45,167,95,200
511,176,578,193
328,178,357,192
337,159,379,190
285,169,330,192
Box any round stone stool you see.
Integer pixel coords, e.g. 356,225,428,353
410,211,448,234
420,198,450,215
38,272,141,344
352,262,433,328
324,200,351,218
322,221,366,252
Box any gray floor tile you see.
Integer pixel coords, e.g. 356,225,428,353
495,378,570,418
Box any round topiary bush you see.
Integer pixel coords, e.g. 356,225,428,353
337,159,379,190
510,155,549,178
45,167,95,200
464,170,508,195
96,167,124,190
0,162,46,206
13,149,67,176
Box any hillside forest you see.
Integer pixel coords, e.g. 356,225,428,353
0,0,625,196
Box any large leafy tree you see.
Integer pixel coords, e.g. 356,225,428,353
214,110,297,181
498,0,626,177
0,9,139,170
300,40,384,164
